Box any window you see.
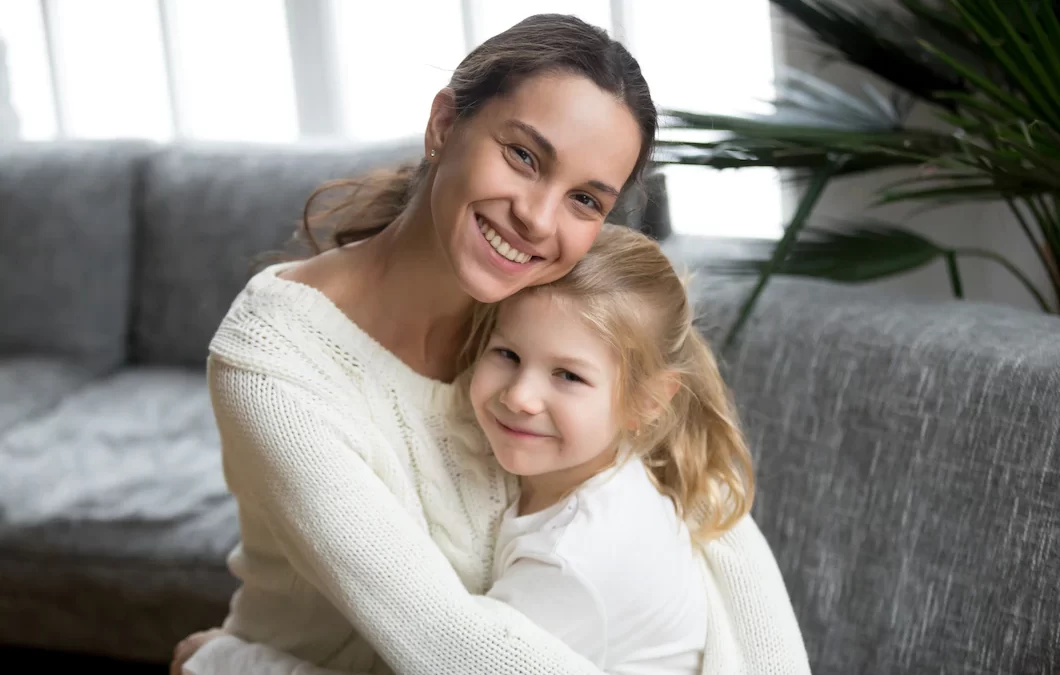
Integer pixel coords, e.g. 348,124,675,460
163,0,298,142
0,0,57,139
0,0,780,238
330,0,465,142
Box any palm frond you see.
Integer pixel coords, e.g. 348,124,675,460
711,220,1053,310
652,138,919,177
771,0,967,108
684,0,1060,344
708,222,947,282
662,69,906,132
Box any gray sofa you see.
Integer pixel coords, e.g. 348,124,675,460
0,141,1057,674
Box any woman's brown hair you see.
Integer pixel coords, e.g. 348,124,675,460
301,13,657,253
452,225,755,542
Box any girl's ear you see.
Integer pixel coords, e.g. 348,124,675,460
659,371,681,405
425,88,458,160
629,371,681,432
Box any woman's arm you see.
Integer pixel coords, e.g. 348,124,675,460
210,358,603,675
178,558,607,675
181,635,350,675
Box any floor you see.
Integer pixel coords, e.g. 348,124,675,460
0,646,168,673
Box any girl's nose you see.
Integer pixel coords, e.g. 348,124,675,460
499,373,545,416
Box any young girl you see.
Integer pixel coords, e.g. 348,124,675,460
182,225,809,675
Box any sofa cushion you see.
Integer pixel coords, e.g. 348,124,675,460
0,357,95,433
0,142,151,373
133,139,422,367
691,275,1060,675
0,368,238,661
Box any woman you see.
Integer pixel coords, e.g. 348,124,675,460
175,13,656,675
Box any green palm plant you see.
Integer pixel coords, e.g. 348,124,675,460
658,0,1060,346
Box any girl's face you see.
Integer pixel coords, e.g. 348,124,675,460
426,72,642,304
469,292,625,489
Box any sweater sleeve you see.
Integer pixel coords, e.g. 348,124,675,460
209,358,604,675
183,636,351,675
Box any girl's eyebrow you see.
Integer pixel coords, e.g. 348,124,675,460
492,327,599,374
553,354,601,375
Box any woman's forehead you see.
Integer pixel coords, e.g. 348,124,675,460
478,72,641,185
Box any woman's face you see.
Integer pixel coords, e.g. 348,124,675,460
426,72,642,304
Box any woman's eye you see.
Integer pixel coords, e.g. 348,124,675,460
509,146,534,168
573,193,601,212
557,370,584,384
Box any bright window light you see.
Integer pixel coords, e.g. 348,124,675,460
331,0,466,142
50,0,172,140
165,0,298,142
0,0,58,139
629,0,780,239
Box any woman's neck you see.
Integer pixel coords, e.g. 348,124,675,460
343,198,475,382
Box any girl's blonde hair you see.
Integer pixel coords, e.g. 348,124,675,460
453,224,754,541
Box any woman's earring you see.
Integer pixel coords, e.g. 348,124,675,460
430,149,437,158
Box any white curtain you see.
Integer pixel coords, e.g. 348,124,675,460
0,39,19,139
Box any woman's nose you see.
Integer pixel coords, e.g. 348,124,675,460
513,184,562,241
499,374,545,416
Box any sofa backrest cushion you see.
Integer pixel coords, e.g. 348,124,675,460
0,141,150,373
132,139,421,366
692,275,1060,675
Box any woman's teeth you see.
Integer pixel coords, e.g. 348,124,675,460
477,217,532,264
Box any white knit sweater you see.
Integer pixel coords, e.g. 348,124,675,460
198,263,811,675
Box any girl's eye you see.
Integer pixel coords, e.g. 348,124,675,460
495,347,519,363
556,370,584,384
572,193,601,212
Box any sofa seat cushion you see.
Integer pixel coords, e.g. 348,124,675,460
0,368,238,661
0,357,95,433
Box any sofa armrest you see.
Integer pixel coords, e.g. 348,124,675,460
690,274,1060,675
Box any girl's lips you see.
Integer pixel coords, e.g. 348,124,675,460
496,418,550,439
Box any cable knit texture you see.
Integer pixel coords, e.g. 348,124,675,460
200,263,811,675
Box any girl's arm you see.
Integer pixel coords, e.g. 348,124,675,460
210,358,604,675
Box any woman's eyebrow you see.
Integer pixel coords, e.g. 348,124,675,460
504,119,621,197
588,180,620,198
504,119,556,160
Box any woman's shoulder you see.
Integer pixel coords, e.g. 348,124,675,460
210,250,454,410
209,253,373,373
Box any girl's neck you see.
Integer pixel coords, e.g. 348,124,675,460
354,198,475,381
517,447,620,516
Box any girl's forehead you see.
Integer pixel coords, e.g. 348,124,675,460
498,290,582,325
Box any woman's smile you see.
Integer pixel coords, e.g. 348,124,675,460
471,210,541,274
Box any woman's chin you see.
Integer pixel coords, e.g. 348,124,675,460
458,266,520,304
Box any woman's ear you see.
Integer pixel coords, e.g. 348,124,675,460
425,88,458,160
